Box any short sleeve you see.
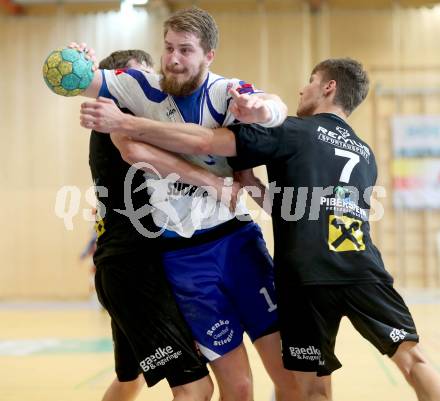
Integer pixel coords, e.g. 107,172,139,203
99,69,165,115
221,79,264,127
227,118,300,171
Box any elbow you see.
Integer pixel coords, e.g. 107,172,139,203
119,143,156,167
194,139,212,155
118,144,136,164
187,126,215,155
192,136,213,155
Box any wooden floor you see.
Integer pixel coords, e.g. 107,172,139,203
1,290,439,401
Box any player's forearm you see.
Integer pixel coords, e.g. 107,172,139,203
122,116,215,155
113,135,225,191
81,97,237,156
235,170,272,214
82,70,102,98
246,180,270,213
118,116,237,157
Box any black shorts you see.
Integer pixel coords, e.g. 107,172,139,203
95,252,209,387
278,283,419,376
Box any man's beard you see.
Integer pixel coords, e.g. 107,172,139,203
296,101,314,117
160,62,207,97
296,105,309,117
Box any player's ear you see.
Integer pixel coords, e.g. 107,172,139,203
323,80,336,96
205,50,215,67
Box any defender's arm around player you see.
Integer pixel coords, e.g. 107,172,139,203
81,97,270,212
80,95,235,156
82,57,440,401
68,43,240,210
78,8,298,401
54,7,298,401
88,50,214,401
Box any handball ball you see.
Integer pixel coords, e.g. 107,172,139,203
42,48,94,97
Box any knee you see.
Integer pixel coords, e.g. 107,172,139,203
271,370,300,395
305,378,331,400
294,372,331,401
392,342,427,381
224,376,253,401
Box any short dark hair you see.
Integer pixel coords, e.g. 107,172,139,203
98,49,154,70
312,58,369,115
164,7,219,53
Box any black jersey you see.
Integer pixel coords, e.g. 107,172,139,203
89,126,161,265
228,113,393,286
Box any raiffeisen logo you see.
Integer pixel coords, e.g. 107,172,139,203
139,346,182,372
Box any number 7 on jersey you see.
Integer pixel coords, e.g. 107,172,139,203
335,148,359,183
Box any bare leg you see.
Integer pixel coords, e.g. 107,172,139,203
253,332,301,401
101,375,144,401
210,343,253,401
391,341,440,401
289,372,331,401
171,375,214,401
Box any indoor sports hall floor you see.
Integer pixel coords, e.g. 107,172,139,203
1,290,439,401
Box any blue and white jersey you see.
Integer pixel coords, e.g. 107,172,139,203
100,69,258,237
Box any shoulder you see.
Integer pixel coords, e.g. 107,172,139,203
276,116,310,136
206,73,235,95
207,73,258,95
104,69,162,89
282,115,340,140
206,74,262,117
103,69,166,104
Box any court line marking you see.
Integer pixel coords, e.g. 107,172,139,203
371,350,398,386
75,366,115,389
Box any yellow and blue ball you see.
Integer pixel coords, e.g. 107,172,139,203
42,48,94,97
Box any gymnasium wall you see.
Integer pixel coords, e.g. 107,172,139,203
0,5,168,299
1,1,440,299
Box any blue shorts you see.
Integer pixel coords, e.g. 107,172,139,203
162,222,278,361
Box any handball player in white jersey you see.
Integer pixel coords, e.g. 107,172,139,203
77,7,303,401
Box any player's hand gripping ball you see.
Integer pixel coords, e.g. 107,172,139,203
42,48,94,96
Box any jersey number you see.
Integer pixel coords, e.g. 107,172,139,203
335,149,359,183
259,287,277,312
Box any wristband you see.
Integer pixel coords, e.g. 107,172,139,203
259,99,285,127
